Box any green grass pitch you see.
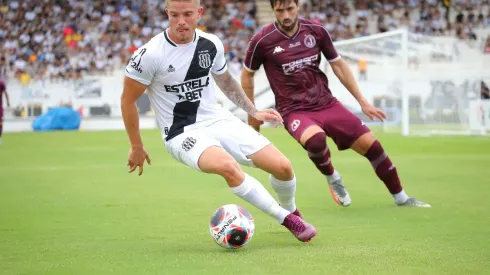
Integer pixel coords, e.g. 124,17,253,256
0,128,489,274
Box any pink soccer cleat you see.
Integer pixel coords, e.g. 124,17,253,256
282,213,317,242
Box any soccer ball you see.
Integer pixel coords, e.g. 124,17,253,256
209,204,255,249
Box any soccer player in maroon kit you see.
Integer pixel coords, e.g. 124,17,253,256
0,78,10,145
241,0,430,208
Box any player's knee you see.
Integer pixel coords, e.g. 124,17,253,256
272,157,294,181
216,159,244,184
352,132,376,155
304,132,327,153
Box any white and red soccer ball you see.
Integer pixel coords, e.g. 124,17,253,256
209,204,255,249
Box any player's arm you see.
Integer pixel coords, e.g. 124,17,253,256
241,69,263,131
319,27,386,121
211,36,257,117
121,77,146,149
329,59,368,107
213,71,282,125
213,71,257,116
122,47,154,175
330,59,386,121
318,28,368,108
212,36,281,125
241,69,255,106
241,33,266,131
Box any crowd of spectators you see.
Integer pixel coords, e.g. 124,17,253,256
0,0,257,84
300,0,489,41
0,0,488,85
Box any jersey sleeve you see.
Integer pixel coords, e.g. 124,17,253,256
319,28,341,63
243,33,264,72
211,37,228,75
124,47,158,85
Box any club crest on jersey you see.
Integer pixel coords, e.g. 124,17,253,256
304,35,316,48
198,53,212,69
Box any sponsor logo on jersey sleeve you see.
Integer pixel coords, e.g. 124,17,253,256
130,48,146,73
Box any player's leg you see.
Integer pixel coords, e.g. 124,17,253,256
199,147,315,242
198,146,293,221
350,132,430,207
284,112,351,207
166,129,316,242
324,101,430,207
208,118,317,241
247,144,302,217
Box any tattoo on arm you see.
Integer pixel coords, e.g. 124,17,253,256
213,71,257,117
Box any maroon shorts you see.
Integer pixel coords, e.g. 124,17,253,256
283,100,370,150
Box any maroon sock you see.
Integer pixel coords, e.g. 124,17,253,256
364,141,403,194
304,132,335,176
0,124,2,137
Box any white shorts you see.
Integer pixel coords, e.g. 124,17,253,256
164,117,271,171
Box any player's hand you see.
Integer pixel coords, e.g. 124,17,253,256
248,114,263,132
253,109,283,127
361,104,387,121
127,146,151,176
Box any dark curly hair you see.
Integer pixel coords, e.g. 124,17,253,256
269,0,299,8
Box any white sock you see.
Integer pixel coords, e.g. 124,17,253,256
269,174,297,212
325,170,341,184
393,189,409,204
231,174,290,223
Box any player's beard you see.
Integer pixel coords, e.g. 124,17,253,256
280,17,297,32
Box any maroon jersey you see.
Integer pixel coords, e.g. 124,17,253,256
244,18,340,116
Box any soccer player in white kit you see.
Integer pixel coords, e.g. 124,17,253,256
121,0,317,242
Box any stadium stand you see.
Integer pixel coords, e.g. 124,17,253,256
300,0,489,40
0,0,257,83
0,0,488,82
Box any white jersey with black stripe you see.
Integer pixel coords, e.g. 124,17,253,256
124,29,233,141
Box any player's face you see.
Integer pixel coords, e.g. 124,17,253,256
273,1,299,32
166,0,203,43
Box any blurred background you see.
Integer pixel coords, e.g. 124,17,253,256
0,0,489,135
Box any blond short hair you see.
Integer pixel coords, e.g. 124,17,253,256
166,0,200,7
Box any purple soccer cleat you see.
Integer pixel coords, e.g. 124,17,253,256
282,213,317,242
